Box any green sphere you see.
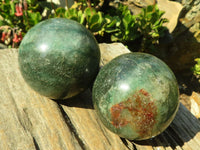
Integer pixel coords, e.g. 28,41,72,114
92,53,179,140
19,18,100,99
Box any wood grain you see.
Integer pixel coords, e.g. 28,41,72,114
0,43,200,150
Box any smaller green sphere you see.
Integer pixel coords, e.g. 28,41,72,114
92,53,179,140
18,18,100,99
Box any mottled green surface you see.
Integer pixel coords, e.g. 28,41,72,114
92,53,179,140
19,18,100,99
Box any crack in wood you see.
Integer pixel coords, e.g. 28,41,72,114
120,138,137,150
33,137,40,150
57,104,88,150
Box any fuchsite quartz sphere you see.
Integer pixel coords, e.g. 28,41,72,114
92,53,179,140
18,18,100,99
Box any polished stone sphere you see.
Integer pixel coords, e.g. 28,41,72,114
92,53,179,140
19,18,100,99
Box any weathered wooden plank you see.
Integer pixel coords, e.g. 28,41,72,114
0,49,83,150
0,43,200,150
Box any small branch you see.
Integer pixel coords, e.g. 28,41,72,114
87,0,91,8
50,0,57,16
153,0,157,5
65,0,68,9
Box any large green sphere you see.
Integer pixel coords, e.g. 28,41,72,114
19,18,100,99
92,53,179,140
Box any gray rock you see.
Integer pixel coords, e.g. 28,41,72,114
0,43,7,49
166,0,200,72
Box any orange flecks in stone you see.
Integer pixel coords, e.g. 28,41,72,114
110,103,130,128
110,89,157,136
139,89,149,96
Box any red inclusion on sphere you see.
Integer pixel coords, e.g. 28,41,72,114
139,89,149,96
110,103,130,128
110,89,157,137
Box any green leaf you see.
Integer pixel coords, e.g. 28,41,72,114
111,36,118,42
90,22,102,32
27,11,42,26
111,34,122,42
91,12,103,25
4,0,10,4
158,10,165,18
0,19,5,26
105,28,119,33
104,15,120,32
89,13,99,25
78,10,85,24
122,14,133,31
65,8,79,21
69,16,79,21
195,58,200,65
28,3,40,12
10,1,15,15
106,18,117,28
55,7,66,17
194,64,200,72
85,7,96,21
146,5,154,12
88,12,104,32
122,18,128,31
